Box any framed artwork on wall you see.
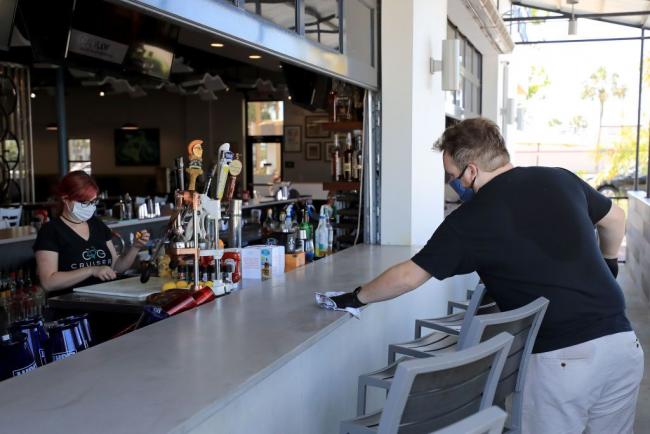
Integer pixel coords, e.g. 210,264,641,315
304,115,330,138
284,125,301,152
114,128,160,166
324,142,335,161
305,142,321,160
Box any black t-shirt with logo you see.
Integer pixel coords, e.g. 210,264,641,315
33,217,114,290
411,166,632,353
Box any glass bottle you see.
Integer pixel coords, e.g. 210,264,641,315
305,239,315,263
263,208,275,236
326,217,334,255
300,209,312,241
315,215,327,258
356,139,363,182
331,134,342,181
343,133,353,182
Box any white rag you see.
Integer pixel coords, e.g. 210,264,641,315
315,292,361,319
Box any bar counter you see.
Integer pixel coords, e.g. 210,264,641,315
0,244,476,434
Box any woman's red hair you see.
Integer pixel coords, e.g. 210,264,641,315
55,171,99,202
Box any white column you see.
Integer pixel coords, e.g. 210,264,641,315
380,0,448,246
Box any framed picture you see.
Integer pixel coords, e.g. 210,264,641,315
284,125,301,153
114,128,161,166
305,115,330,138
305,142,321,160
324,142,335,161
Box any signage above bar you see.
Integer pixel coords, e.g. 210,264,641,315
68,29,129,64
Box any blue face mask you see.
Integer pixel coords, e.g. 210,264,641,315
449,178,475,202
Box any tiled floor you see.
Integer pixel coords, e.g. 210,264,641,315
619,264,649,433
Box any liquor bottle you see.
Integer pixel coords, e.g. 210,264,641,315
351,142,359,182
263,208,275,236
331,135,341,181
343,133,353,182
356,141,363,182
314,215,328,258
300,209,312,241
326,217,334,255
304,238,315,263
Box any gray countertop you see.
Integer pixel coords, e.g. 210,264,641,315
0,244,420,434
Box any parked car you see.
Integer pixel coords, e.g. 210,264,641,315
597,169,647,198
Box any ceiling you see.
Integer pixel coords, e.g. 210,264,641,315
512,0,650,29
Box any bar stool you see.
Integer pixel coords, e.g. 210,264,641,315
357,297,549,425
340,333,514,434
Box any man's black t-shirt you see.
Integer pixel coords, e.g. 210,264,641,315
33,217,114,290
411,166,632,353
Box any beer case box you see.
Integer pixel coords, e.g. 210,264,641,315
242,245,285,279
285,252,305,272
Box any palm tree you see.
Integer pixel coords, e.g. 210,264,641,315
580,66,627,169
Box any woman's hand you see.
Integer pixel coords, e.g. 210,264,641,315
133,230,150,250
92,266,117,281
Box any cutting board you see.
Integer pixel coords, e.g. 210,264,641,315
73,276,165,300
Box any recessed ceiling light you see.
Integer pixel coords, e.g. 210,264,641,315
288,95,292,100
121,123,139,131
278,64,283,69
30,92,36,99
99,91,105,97
210,42,224,48
249,54,262,60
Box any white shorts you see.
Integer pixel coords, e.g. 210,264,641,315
522,331,644,434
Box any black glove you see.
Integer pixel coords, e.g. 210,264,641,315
330,287,367,309
604,257,618,278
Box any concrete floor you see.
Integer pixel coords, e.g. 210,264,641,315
619,265,649,433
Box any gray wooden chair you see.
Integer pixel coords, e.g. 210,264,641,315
356,288,491,416
461,298,549,434
431,406,507,434
415,283,498,339
358,298,548,421
340,333,514,434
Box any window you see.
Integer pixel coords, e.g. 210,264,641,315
246,102,284,185
68,138,91,173
447,22,482,118
244,0,297,31
304,0,340,51
247,101,284,136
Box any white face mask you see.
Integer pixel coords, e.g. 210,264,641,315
70,201,96,222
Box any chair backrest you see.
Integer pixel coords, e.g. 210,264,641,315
456,284,499,344
431,406,507,434
377,332,514,434
460,297,549,431
0,206,22,227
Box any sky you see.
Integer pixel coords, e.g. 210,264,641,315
508,15,648,147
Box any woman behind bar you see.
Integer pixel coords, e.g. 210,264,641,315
33,171,150,294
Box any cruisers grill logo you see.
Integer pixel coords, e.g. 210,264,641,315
70,246,112,269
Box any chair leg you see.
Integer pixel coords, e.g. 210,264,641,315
510,391,523,433
414,321,422,339
356,381,367,416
